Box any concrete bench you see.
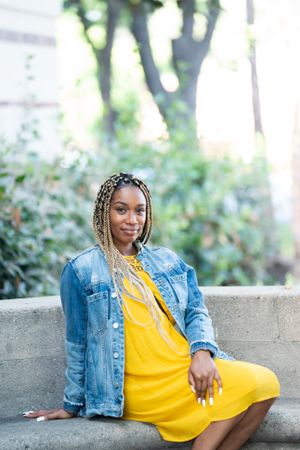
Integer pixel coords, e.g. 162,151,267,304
1,287,300,450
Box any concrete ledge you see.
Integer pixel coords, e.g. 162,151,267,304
0,399,299,450
1,287,300,419
1,287,300,449
204,286,300,399
243,446,300,449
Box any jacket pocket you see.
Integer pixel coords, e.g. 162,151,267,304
169,272,188,311
87,291,109,334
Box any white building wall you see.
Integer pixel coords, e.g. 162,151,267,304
0,0,62,157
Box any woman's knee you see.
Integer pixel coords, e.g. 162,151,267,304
254,365,281,399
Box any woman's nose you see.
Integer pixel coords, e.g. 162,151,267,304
127,211,138,223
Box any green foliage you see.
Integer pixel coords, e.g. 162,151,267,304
0,1,279,300
0,117,277,299
150,149,276,285
0,139,101,299
105,132,277,286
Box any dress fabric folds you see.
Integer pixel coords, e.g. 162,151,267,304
122,256,280,442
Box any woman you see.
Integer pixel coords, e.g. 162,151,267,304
24,172,280,450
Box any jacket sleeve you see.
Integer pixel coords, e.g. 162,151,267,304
60,261,87,414
183,262,219,358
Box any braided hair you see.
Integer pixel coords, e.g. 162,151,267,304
93,172,185,353
93,172,152,250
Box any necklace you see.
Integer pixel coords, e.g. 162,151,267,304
124,255,143,272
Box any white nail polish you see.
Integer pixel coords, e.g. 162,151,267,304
209,397,214,406
202,399,206,407
23,411,34,415
197,398,201,404
219,387,223,395
190,385,196,393
36,416,45,422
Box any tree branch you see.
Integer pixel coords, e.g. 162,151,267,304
199,0,220,62
172,0,220,79
96,0,120,103
178,0,195,40
130,2,172,118
246,0,254,24
171,0,220,116
74,0,121,138
75,2,96,52
246,0,264,135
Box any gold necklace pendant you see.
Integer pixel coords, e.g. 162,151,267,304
124,255,143,271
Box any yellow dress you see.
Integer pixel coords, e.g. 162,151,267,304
122,255,280,442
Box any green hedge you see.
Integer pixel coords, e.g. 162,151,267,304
0,134,277,299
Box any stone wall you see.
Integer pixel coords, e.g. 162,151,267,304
1,286,299,419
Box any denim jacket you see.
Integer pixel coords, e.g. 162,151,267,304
60,244,230,418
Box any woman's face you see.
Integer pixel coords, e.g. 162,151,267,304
109,186,147,252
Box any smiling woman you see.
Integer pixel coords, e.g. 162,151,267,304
23,172,280,450
109,186,147,255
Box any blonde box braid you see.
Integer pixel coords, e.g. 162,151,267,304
92,172,186,354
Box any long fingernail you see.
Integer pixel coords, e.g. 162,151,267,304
209,397,214,406
202,399,206,407
219,387,223,395
36,416,45,422
190,385,195,393
197,397,201,405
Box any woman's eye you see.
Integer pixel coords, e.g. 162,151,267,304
137,209,145,215
116,208,126,214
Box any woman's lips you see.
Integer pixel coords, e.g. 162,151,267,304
122,229,139,235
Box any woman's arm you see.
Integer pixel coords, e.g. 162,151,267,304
60,261,87,415
184,263,219,357
23,408,74,420
24,261,87,421
183,262,222,405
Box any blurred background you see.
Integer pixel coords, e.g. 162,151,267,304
1,0,300,299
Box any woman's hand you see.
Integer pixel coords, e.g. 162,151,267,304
188,350,222,406
23,408,75,421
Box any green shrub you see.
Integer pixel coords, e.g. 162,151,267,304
106,137,277,286
0,129,277,300
0,139,97,299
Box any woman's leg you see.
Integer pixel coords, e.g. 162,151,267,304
217,398,276,450
192,412,247,450
192,398,276,450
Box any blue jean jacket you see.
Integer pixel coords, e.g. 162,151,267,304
60,244,230,418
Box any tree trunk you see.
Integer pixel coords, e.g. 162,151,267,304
292,108,300,282
246,0,264,136
130,2,172,121
172,0,219,116
130,0,220,138
95,0,121,140
245,0,277,279
69,0,220,141
74,0,121,140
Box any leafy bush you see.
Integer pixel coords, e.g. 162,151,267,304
0,127,277,300
0,139,98,299
106,136,277,286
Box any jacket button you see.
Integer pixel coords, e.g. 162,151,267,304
114,382,119,388
113,322,119,329
111,292,117,298
113,352,119,359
